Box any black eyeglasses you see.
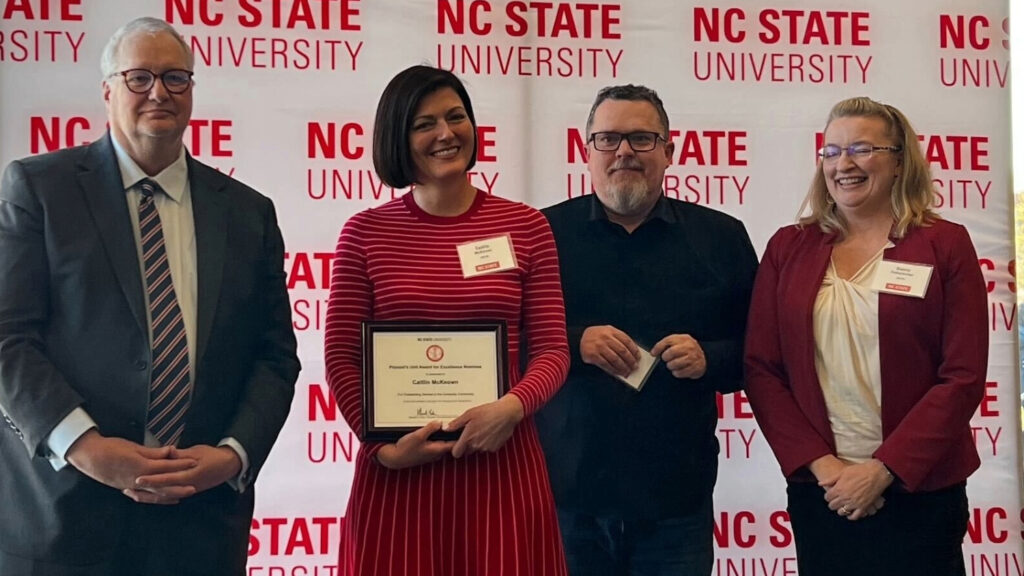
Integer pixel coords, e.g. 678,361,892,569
817,144,902,164
589,131,665,152
112,69,194,94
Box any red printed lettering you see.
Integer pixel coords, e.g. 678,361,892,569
966,508,1008,544
713,511,756,548
505,2,621,39
170,0,362,29
979,381,999,417
758,9,869,46
476,125,497,162
693,7,746,43
438,0,492,35
567,128,587,163
186,119,233,158
672,130,748,167
29,115,91,153
2,0,82,20
716,391,754,420
769,511,793,548
165,0,222,26
307,122,365,160
939,14,990,50
919,134,989,171
285,252,335,290
308,384,337,421
249,517,344,556
977,258,1014,295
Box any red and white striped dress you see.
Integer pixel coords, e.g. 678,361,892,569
325,190,570,576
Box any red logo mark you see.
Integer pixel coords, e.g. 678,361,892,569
426,345,445,362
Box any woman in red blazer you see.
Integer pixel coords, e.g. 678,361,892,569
745,97,987,576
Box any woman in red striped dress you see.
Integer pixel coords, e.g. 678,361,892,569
325,65,570,576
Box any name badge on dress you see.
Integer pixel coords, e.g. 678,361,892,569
870,260,933,298
456,235,518,278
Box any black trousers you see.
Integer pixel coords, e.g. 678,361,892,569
0,484,250,576
786,481,969,576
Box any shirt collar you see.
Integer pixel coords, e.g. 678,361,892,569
586,192,677,225
111,137,189,203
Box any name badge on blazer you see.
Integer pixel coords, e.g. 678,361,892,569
871,260,933,298
456,235,518,278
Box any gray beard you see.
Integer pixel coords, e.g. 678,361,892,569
601,180,657,218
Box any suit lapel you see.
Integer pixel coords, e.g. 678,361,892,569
77,134,148,336
188,157,228,367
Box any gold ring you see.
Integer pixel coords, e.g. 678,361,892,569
839,505,850,516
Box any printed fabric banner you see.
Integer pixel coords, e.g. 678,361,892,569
0,1,1020,574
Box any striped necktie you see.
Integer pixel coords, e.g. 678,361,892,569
138,179,191,446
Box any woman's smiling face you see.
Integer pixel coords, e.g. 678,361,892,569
822,115,901,220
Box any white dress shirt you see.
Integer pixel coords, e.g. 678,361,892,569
45,138,249,489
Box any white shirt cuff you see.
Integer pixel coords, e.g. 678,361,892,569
218,437,251,492
45,407,97,470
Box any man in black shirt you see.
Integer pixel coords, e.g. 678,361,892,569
536,85,758,576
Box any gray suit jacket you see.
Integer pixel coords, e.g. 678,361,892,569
0,134,300,575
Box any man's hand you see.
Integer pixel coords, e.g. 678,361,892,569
447,394,524,458
376,421,455,470
127,444,242,504
651,334,706,379
65,429,198,504
580,325,641,378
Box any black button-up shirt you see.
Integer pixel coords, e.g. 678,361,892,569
536,193,758,520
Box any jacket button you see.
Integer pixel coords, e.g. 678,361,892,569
133,360,147,371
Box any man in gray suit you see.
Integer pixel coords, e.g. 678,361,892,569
0,17,300,575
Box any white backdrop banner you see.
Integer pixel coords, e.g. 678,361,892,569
1,1,1020,574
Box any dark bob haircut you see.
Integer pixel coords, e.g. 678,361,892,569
372,65,478,189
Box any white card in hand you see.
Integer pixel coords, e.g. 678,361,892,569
615,348,659,391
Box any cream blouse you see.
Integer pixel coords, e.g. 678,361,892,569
812,245,891,462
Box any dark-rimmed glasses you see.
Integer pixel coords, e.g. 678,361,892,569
111,69,194,94
818,144,902,164
589,131,665,152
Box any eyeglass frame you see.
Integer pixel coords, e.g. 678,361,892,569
109,68,195,95
588,131,667,152
817,144,902,163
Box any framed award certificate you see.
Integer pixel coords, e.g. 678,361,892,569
361,320,509,442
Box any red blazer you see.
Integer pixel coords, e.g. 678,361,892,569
744,220,988,492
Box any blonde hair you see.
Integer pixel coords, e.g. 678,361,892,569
798,97,937,238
